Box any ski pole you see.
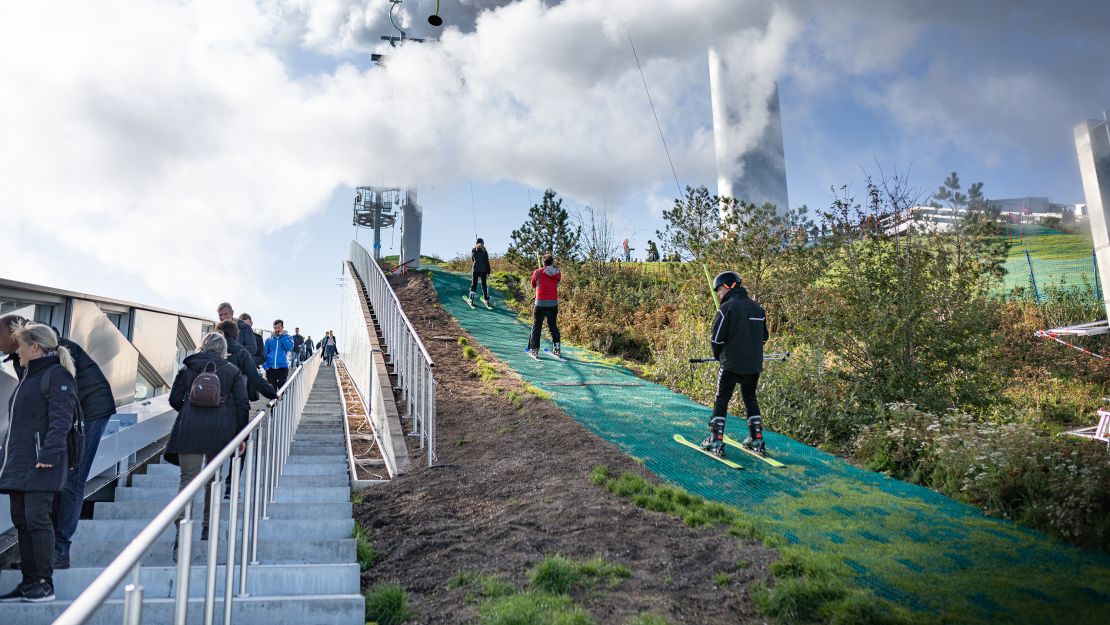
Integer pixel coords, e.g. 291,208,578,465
688,352,790,363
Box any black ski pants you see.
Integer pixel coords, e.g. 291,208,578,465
470,272,489,299
712,369,760,419
529,305,560,351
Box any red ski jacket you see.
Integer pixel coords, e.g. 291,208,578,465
531,266,561,302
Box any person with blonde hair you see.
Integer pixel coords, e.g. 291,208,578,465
0,323,79,603
166,332,249,553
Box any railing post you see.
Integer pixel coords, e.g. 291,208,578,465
174,502,194,625
204,476,222,625
122,564,143,625
222,452,242,625
251,424,264,561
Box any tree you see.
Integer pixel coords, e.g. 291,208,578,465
655,185,721,261
505,189,581,270
717,198,813,297
576,204,619,274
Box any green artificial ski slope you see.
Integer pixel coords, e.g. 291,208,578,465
428,268,1110,624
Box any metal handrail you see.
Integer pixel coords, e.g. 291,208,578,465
54,349,322,625
347,241,436,466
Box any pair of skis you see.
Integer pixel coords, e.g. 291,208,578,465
524,347,566,362
673,433,786,469
462,295,493,310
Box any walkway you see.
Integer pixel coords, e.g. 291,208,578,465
430,268,1110,624
0,368,362,624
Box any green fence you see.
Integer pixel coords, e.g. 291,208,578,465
1001,250,1101,301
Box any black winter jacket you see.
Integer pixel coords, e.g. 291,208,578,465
166,352,250,456
292,333,305,352
0,355,77,493
710,287,768,375
227,339,276,401
253,332,265,367
236,319,259,363
472,246,491,274
6,337,115,421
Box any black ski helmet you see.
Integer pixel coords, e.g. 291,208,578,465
713,271,742,290
476,237,484,244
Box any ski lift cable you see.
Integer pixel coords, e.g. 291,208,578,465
469,181,479,240
627,32,682,199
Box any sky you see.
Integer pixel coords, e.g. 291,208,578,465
2,0,1108,341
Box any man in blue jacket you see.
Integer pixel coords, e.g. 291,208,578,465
263,319,295,391
0,315,116,570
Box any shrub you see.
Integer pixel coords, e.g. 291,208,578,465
529,555,630,595
354,522,376,571
364,583,410,625
463,345,478,360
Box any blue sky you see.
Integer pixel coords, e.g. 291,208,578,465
3,0,1107,341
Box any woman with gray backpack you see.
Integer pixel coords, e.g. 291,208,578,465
165,332,249,547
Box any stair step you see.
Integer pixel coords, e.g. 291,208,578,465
95,501,353,521
115,486,349,504
73,518,352,543
131,473,349,489
0,593,364,625
50,563,359,599
70,538,355,566
144,462,347,477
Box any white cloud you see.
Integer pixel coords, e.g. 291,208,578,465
2,0,1106,312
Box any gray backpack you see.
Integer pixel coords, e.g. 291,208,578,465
188,362,226,408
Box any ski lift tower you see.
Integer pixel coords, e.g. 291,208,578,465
352,186,423,268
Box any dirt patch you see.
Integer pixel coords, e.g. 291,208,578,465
355,270,776,625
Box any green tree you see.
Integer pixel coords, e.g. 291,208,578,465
656,185,721,261
505,189,581,270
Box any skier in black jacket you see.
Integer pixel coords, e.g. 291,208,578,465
701,271,769,457
468,238,492,307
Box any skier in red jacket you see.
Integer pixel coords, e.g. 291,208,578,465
528,253,562,358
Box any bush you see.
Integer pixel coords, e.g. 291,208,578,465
365,583,410,625
855,403,1110,551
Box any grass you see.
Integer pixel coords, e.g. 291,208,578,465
458,336,469,346
478,592,593,625
463,345,478,360
529,555,631,594
626,614,671,625
524,383,553,400
354,522,376,571
447,570,516,601
1005,233,1092,260
589,465,930,625
364,583,410,625
713,572,732,586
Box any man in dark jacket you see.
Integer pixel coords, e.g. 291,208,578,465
167,333,249,539
217,302,258,364
239,314,265,367
0,315,116,569
468,238,492,306
701,272,769,457
290,328,305,368
216,320,276,402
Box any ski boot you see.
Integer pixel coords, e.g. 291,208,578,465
701,415,726,457
466,291,476,306
552,342,562,358
742,415,766,456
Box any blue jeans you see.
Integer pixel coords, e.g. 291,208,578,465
54,416,109,558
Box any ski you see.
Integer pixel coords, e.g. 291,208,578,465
542,348,567,362
673,434,743,470
462,296,475,309
483,299,494,310
722,434,786,467
523,348,540,361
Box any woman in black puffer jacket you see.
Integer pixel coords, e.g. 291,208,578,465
167,332,249,538
0,323,78,603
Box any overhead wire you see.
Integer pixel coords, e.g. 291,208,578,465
469,181,479,240
627,32,683,199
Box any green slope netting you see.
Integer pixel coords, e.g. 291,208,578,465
428,268,1110,624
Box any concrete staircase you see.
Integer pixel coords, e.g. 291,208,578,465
0,368,364,625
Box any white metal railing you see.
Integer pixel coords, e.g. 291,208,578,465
53,350,322,625
340,262,397,477
347,240,436,466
